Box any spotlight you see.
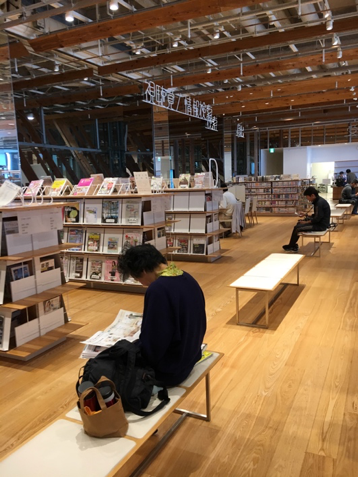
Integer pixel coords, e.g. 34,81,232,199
337,48,342,59
65,11,74,22
213,30,220,39
109,0,119,11
54,63,59,72
350,86,355,92
207,68,212,74
135,49,141,55
173,40,178,48
332,34,339,46
27,113,34,121
84,77,89,81
326,18,333,31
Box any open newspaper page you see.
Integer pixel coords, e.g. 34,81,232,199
80,309,142,358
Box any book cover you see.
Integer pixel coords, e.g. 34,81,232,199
87,259,104,280
86,230,101,252
104,259,120,282
191,237,207,255
10,262,31,281
49,179,71,196
122,198,142,225
97,178,118,195
176,236,190,253
42,296,61,315
24,180,44,197
84,200,102,224
72,178,94,196
103,229,123,254
69,255,87,279
166,236,175,249
40,257,55,272
122,229,143,250
64,202,81,224
67,227,84,251
102,199,121,224
178,173,191,188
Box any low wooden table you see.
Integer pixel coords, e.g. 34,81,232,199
230,253,305,328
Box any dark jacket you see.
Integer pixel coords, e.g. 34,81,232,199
309,195,331,230
341,185,356,201
139,271,207,386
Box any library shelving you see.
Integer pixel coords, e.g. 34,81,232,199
0,202,85,361
165,188,225,263
243,179,312,215
54,193,172,292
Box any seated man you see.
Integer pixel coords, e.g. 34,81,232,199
118,244,207,386
282,186,331,252
335,171,346,187
219,183,237,229
340,179,358,214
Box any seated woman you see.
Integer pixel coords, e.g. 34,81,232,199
118,244,207,386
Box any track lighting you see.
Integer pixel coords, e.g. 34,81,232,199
326,18,333,30
213,30,220,39
135,49,141,55
27,113,34,121
65,11,74,22
54,63,59,72
173,40,178,47
207,68,212,74
337,48,342,59
332,34,339,46
350,86,355,92
109,0,119,11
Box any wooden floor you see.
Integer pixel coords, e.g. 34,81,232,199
1,214,358,476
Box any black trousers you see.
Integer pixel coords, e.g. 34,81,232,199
289,222,323,246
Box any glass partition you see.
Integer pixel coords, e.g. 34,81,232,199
0,33,20,185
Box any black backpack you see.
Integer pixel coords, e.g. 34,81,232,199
77,340,170,417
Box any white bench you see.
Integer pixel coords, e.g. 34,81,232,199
298,229,330,257
230,253,304,328
0,351,223,477
330,208,345,226
335,203,354,217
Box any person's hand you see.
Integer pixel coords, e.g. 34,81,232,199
298,212,305,217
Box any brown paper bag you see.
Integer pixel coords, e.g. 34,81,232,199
78,376,128,438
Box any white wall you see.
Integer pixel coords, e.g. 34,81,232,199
311,162,334,185
283,147,309,178
308,143,358,163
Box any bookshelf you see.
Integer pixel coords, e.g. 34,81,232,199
0,203,85,361
165,189,226,262
243,179,312,215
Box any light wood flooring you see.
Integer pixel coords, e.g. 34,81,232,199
1,214,358,476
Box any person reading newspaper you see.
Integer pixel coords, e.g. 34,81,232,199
118,244,207,386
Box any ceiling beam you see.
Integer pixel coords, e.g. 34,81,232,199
12,68,94,91
0,41,29,61
28,0,263,53
98,16,358,76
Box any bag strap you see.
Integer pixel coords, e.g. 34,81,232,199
76,366,85,396
122,387,170,417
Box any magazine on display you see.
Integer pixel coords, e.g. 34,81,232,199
64,202,82,224
178,174,191,188
69,255,87,279
84,200,102,224
38,296,62,316
39,257,55,273
10,262,31,281
122,229,142,249
102,199,121,224
122,198,142,226
49,179,72,196
80,309,143,358
72,178,94,196
97,178,118,196
104,259,120,282
103,229,123,254
87,258,104,280
176,236,190,254
67,227,84,251
191,237,207,255
85,229,103,253
24,180,44,197
0,180,21,206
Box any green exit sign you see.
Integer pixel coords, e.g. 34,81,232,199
269,148,275,153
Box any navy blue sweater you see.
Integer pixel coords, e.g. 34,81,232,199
139,271,207,386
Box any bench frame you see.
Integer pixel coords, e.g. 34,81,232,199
299,229,331,257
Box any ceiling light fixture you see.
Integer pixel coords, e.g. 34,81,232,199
135,49,141,55
350,86,355,92
27,113,34,121
173,40,178,47
337,48,343,59
332,33,339,46
54,63,59,72
65,11,75,22
213,29,220,39
326,18,333,31
207,68,212,74
109,0,119,11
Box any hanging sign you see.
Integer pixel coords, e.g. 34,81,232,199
143,81,218,131
236,123,245,138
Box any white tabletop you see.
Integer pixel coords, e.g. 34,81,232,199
0,419,136,477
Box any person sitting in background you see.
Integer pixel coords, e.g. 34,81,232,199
282,186,331,252
341,179,358,215
117,244,207,386
219,182,237,228
346,169,356,183
335,171,346,187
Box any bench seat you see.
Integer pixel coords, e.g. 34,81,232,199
298,229,330,257
0,351,223,477
230,253,304,328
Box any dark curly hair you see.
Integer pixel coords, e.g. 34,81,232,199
117,244,167,280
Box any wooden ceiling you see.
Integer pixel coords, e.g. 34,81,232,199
1,0,358,132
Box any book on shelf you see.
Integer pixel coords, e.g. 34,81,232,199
166,236,175,249
39,257,55,273
24,179,44,197
72,177,94,196
103,229,123,254
69,255,87,279
84,199,102,224
9,262,31,281
176,236,190,254
122,229,143,249
102,199,121,224
178,174,191,188
49,178,73,196
122,198,142,225
85,229,103,252
80,309,142,358
87,258,104,280
67,227,84,251
191,237,207,255
97,177,118,195
64,202,82,224
38,296,62,316
104,259,120,282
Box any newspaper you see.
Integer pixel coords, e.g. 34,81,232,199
80,309,142,358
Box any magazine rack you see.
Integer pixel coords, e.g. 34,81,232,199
0,202,85,361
